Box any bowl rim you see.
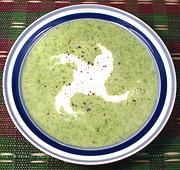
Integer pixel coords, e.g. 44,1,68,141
3,4,176,165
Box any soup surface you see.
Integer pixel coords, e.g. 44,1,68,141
21,19,158,148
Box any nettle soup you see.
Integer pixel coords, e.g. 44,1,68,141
21,19,158,148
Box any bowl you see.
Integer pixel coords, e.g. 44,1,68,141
3,4,176,165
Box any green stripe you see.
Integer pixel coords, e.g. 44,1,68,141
47,157,65,169
0,12,46,40
26,12,47,25
165,162,180,170
163,137,180,152
0,164,14,170
0,137,48,170
135,14,180,41
0,12,179,41
153,14,168,25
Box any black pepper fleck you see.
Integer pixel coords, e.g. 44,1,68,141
86,108,91,112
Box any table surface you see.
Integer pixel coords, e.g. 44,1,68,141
0,0,180,169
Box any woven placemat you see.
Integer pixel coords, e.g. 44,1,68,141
0,0,180,169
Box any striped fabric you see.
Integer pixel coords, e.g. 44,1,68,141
0,0,180,169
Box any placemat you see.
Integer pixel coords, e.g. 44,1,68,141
0,0,179,169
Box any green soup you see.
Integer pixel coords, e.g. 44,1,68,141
21,19,158,148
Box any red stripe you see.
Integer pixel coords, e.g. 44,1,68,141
174,43,180,52
138,4,153,14
0,2,14,12
0,105,22,138
177,131,180,137
167,43,180,53
40,0,55,12
109,3,125,10
55,2,69,9
0,58,6,72
27,2,41,13
173,61,180,71
166,4,180,15
161,107,179,137
0,40,14,51
124,0,138,14
14,1,27,11
0,40,13,71
153,1,166,13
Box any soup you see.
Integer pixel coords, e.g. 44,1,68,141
21,19,158,148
